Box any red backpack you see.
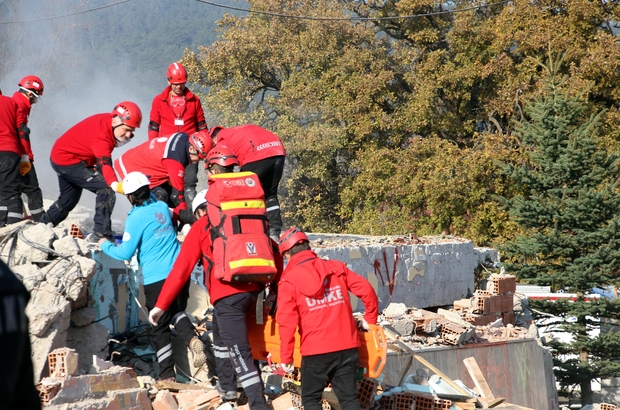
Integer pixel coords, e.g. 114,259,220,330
206,171,277,282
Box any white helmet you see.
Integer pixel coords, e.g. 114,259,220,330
123,172,150,195
192,189,208,213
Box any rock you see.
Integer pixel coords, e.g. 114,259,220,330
52,226,68,239
53,235,83,257
27,299,70,337
14,223,56,262
11,263,44,292
383,302,408,317
31,300,72,381
393,319,414,337
71,307,98,327
74,256,97,282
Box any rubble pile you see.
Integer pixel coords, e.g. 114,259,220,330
0,219,109,381
310,234,471,249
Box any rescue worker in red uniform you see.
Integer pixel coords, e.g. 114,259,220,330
114,131,213,224
148,62,208,209
149,147,282,410
276,227,379,410
12,75,45,221
0,94,30,227
209,124,286,241
40,101,142,242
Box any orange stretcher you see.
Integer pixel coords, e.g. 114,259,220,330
247,315,387,378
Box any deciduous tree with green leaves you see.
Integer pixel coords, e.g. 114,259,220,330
500,56,620,406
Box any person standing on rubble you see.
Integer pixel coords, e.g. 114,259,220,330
0,259,42,409
98,171,206,381
0,92,30,227
114,130,213,225
149,147,282,410
39,101,142,243
276,227,379,410
148,62,208,210
209,125,286,241
12,75,45,222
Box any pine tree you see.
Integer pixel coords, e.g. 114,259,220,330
500,55,620,406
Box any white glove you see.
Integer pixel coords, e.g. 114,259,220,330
280,363,294,374
149,307,165,326
357,318,370,332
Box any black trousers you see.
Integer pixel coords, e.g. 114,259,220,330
0,152,23,227
213,292,268,410
144,279,196,380
41,161,115,236
20,162,44,222
241,155,285,237
184,161,199,208
301,348,361,410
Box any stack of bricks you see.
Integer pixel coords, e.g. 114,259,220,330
455,274,516,326
36,347,80,405
601,404,620,410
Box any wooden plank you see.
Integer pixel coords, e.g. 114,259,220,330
463,356,495,399
453,402,476,410
154,380,211,391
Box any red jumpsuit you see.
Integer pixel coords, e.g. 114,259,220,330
0,96,28,226
12,91,44,221
114,133,193,216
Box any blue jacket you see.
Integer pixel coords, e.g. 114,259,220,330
101,196,180,285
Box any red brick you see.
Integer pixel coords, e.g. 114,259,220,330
356,378,377,410
193,390,220,405
414,395,434,410
490,275,516,295
394,393,415,410
152,389,179,410
379,394,395,410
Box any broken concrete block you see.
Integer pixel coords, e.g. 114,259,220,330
392,319,414,337
51,226,68,239
27,298,71,337
66,322,110,374
42,259,73,288
75,255,98,282
11,263,44,292
31,300,72,381
75,238,90,257
48,347,80,378
92,355,115,373
153,389,179,410
14,222,56,262
53,235,82,257
71,307,98,327
383,303,408,318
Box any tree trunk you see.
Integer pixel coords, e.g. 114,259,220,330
580,379,593,406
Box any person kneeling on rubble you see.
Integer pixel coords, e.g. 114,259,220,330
276,228,379,410
97,171,206,381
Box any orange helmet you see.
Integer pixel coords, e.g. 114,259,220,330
208,125,224,142
112,101,142,128
189,131,215,159
19,75,44,96
205,146,238,168
279,227,309,254
166,62,188,84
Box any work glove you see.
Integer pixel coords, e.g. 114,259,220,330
280,363,295,374
19,155,31,176
356,317,370,332
110,181,124,194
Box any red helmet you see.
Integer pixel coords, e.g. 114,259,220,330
189,131,215,159
19,75,44,96
206,146,238,168
279,227,309,254
112,101,142,128
166,62,188,84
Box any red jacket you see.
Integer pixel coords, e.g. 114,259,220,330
114,133,193,213
11,92,33,160
50,113,118,186
0,95,27,156
215,125,285,166
276,250,378,362
148,87,207,140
